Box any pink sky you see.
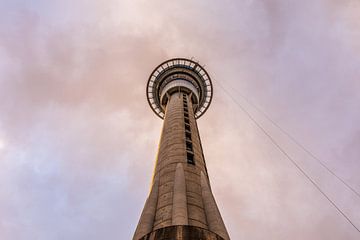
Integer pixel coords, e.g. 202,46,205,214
1,0,360,239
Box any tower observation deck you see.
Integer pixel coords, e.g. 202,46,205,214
133,58,230,240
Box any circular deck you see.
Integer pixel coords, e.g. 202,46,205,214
146,58,213,119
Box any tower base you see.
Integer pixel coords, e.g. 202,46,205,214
138,225,225,240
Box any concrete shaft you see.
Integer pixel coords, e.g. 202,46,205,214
133,92,229,240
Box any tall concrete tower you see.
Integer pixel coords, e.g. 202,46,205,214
133,58,230,240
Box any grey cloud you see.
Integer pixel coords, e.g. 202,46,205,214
0,0,360,239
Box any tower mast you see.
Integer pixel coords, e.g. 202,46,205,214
134,58,229,240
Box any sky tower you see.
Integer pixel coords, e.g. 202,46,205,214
133,58,230,240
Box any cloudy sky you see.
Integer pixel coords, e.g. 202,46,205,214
1,0,360,239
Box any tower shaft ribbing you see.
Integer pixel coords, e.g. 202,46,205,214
134,92,229,240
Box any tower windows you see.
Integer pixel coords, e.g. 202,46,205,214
187,152,194,165
186,141,193,152
183,94,195,165
185,131,191,141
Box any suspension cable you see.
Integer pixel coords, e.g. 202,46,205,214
214,79,360,233
222,81,360,199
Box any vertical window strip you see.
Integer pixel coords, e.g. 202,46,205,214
183,94,195,165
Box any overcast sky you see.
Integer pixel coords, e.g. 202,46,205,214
1,0,360,239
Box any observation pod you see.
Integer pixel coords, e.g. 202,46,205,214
134,58,230,240
147,58,213,119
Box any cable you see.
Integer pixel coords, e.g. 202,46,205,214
223,81,360,199
214,79,360,234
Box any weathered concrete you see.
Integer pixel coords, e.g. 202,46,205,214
172,163,188,225
133,176,160,240
139,225,225,240
201,172,230,240
133,92,230,240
